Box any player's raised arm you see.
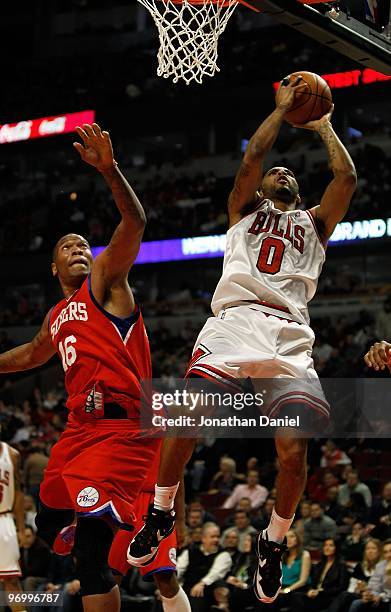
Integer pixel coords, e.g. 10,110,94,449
292,109,357,242
228,77,303,227
0,312,55,373
73,123,145,295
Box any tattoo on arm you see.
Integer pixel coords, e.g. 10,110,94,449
319,125,337,164
101,165,146,225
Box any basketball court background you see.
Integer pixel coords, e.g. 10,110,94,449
0,1,391,610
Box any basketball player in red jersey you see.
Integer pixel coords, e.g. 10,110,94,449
128,78,357,604
0,436,27,612
0,123,159,612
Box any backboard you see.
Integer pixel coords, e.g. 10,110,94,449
248,0,391,75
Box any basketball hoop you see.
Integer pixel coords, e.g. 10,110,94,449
137,0,239,85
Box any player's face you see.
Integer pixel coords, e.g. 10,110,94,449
52,234,93,284
260,167,300,206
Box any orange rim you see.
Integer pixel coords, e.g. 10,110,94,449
161,0,260,10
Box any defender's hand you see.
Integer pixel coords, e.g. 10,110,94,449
289,106,334,131
364,341,391,371
276,75,304,112
73,123,116,172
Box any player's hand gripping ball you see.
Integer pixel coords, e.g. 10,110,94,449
277,71,333,125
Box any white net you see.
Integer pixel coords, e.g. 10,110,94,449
137,0,239,85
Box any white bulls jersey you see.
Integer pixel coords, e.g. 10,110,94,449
0,443,14,513
211,200,325,325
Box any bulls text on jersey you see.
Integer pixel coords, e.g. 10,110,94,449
248,210,305,254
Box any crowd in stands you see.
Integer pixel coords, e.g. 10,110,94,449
1,388,391,612
0,139,390,258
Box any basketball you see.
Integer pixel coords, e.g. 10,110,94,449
277,71,333,125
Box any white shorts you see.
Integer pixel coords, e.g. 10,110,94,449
0,513,21,579
185,304,329,422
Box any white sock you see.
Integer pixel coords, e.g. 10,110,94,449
265,508,294,544
161,587,191,612
154,482,180,511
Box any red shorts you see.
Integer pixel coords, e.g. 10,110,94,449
109,491,177,579
39,416,159,526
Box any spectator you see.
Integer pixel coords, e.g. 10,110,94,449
282,529,311,591
187,508,204,529
294,500,312,541
253,495,276,530
219,533,258,611
269,528,312,611
328,538,382,612
344,493,370,527
20,525,51,591
187,499,216,524
290,538,348,612
311,471,340,504
236,496,253,514
177,522,232,612
347,539,391,612
223,470,268,510
368,481,391,540
36,554,82,612
324,485,347,525
221,529,240,562
24,495,37,532
189,526,203,545
303,502,338,552
208,456,244,495
23,445,49,506
342,522,367,564
321,440,352,469
338,470,372,509
221,511,256,552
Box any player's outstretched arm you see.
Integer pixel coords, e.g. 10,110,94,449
364,341,391,372
73,124,145,290
292,109,357,241
228,77,303,227
0,312,55,373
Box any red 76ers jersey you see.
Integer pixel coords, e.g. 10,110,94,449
48,276,151,419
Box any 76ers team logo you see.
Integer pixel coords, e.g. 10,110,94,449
77,486,100,508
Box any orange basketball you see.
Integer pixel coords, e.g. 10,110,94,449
277,71,333,125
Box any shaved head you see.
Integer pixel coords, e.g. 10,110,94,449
52,234,90,263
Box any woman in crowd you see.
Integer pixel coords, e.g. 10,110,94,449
328,538,382,612
347,538,391,612
276,529,312,607
290,538,349,612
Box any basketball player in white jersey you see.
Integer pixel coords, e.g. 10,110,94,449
0,436,27,612
128,77,357,603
